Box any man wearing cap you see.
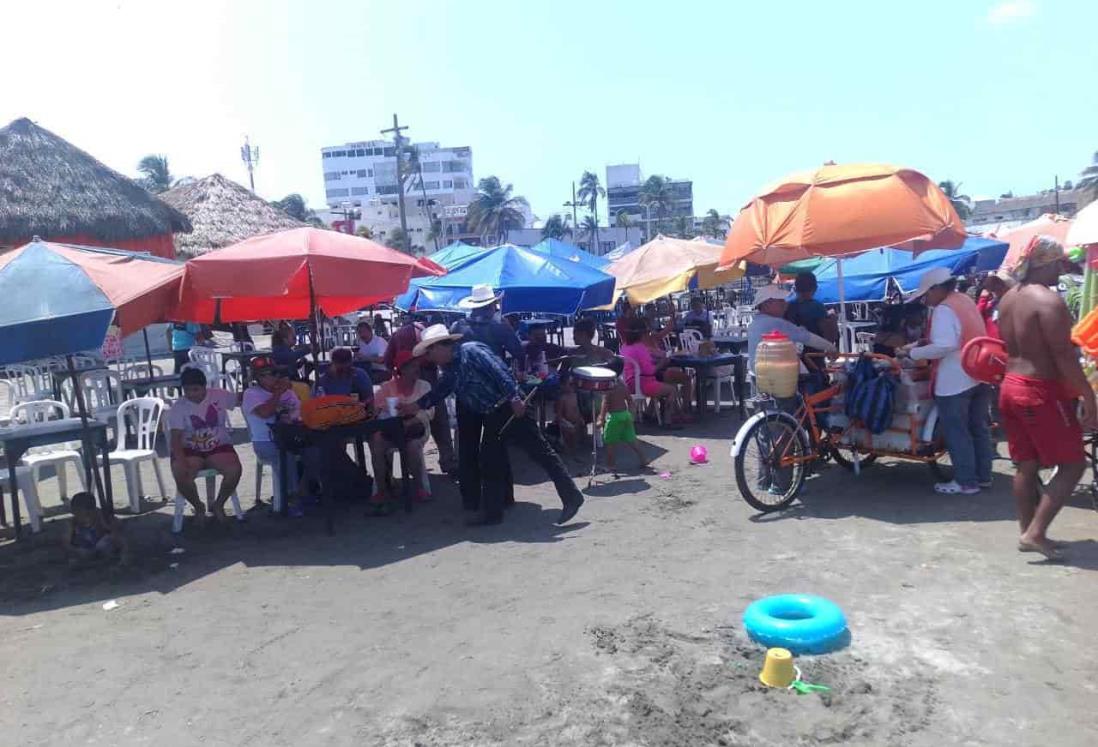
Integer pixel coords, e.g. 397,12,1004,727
997,236,1096,560
784,272,838,343
898,267,992,496
746,285,837,375
401,324,584,526
317,347,374,404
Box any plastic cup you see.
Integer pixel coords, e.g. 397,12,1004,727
386,397,399,417
759,647,796,688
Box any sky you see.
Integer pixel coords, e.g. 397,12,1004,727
3,0,1097,222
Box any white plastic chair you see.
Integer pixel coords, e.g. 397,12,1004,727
100,397,168,513
680,329,704,353
10,400,87,505
699,365,736,414
252,457,286,514
3,364,53,405
62,369,123,420
0,379,14,426
222,360,244,393
623,356,662,426
0,467,43,533
121,363,165,381
188,347,221,378
172,469,244,533
229,341,255,353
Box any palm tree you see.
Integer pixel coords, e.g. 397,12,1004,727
466,176,529,244
541,214,572,240
938,180,972,220
137,154,174,193
577,171,605,251
580,215,599,251
355,225,374,239
639,175,675,240
271,193,319,223
672,215,695,239
700,209,725,239
1079,151,1098,200
386,227,411,252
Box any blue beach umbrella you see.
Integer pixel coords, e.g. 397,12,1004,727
0,240,184,365
529,238,610,269
395,244,616,314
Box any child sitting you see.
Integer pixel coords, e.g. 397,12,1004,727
598,359,649,474
370,350,434,510
65,492,128,566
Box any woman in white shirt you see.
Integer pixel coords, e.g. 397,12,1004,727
900,268,992,496
370,350,434,508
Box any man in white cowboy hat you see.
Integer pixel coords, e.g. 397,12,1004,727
402,324,585,526
452,284,524,362
746,284,837,374
898,266,992,497
449,284,525,510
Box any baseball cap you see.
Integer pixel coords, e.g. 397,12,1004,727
251,355,288,377
754,285,790,307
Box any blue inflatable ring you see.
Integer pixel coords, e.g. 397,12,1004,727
743,594,848,654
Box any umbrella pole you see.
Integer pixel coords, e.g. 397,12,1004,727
837,258,849,353
67,355,109,517
308,273,321,387
142,327,154,371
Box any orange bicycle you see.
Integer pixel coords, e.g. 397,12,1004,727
731,354,952,512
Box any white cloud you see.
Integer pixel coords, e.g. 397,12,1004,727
987,1,1036,24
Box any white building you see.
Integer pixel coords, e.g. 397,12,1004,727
320,140,475,210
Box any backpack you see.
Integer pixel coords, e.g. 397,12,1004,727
301,395,367,430
845,355,896,435
961,336,1008,385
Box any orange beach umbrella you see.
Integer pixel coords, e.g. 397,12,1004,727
995,213,1075,271
176,227,444,322
720,163,967,268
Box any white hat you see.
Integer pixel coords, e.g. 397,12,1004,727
457,284,503,309
412,324,463,357
754,285,790,307
905,266,954,301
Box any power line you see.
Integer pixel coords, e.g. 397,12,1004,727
240,136,259,192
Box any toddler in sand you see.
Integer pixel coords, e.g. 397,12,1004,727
598,360,648,474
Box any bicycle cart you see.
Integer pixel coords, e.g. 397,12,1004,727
731,354,952,512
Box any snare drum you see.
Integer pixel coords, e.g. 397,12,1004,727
571,365,617,392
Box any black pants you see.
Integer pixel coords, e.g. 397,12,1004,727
173,350,190,373
480,405,583,522
456,401,512,511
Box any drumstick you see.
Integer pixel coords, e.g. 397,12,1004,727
500,386,541,434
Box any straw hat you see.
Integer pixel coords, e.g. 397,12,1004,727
753,285,789,307
457,284,502,309
412,324,463,357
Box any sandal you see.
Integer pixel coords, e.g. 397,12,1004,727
1017,540,1066,561
934,481,980,496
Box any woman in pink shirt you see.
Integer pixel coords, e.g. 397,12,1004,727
619,320,685,426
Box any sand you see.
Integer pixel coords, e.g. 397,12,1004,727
2,412,1098,746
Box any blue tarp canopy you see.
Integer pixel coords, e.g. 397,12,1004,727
426,241,488,269
529,238,609,269
395,243,616,315
811,236,1009,304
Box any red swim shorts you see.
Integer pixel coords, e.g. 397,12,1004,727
998,374,1084,467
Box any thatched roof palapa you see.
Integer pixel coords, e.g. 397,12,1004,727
159,173,307,257
0,117,192,246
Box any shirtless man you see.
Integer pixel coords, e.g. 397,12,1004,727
997,236,1097,561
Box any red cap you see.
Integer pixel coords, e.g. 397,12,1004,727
762,331,790,341
392,349,421,372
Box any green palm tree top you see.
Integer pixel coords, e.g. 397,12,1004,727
577,171,605,214
541,214,572,240
137,154,173,194
467,176,529,245
938,180,972,220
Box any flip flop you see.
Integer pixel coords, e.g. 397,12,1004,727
1017,541,1065,562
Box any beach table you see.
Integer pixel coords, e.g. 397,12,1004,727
121,374,181,398
270,416,410,535
0,418,112,538
670,352,745,418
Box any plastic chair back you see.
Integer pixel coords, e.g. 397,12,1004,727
78,370,123,414
114,397,166,453
680,329,704,353
121,363,165,381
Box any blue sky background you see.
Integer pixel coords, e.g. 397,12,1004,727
2,0,1095,221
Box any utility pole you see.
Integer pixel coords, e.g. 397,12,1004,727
381,114,410,251
240,136,259,192
1054,174,1061,214
563,181,581,239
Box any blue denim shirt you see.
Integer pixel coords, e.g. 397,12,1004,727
317,367,373,400
419,341,519,414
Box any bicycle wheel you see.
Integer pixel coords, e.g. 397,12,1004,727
734,413,809,512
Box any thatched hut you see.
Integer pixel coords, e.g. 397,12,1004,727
0,117,190,258
159,173,306,257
